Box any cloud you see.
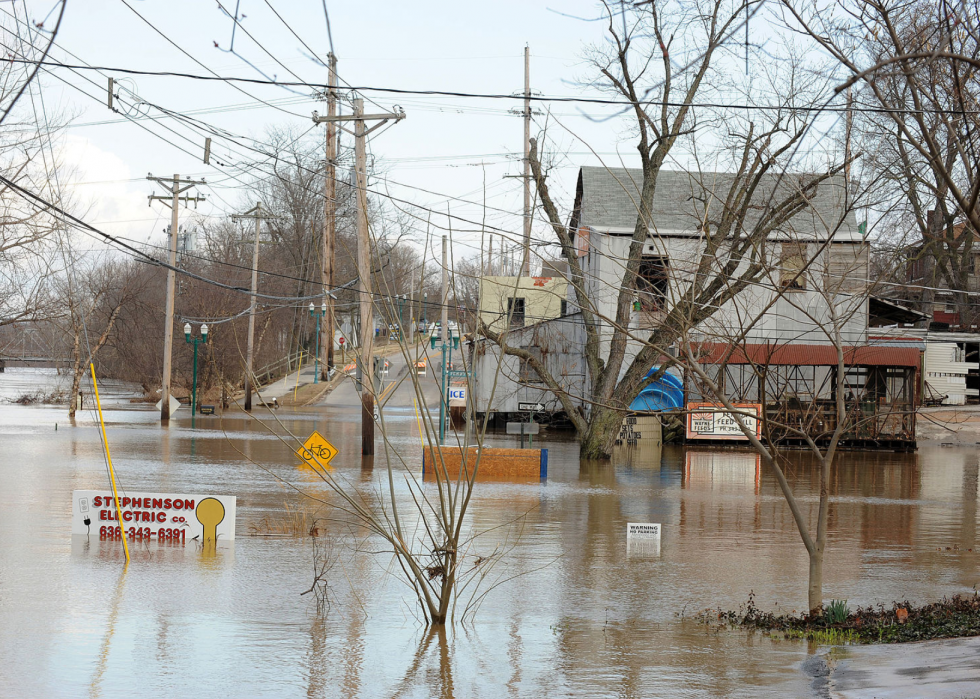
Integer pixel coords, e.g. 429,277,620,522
58,134,165,248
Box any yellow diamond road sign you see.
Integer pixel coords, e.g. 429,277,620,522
296,430,338,470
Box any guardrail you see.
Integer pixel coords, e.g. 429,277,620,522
252,350,308,388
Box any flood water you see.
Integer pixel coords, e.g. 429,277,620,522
2,368,979,697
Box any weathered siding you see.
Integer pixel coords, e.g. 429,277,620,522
473,315,587,416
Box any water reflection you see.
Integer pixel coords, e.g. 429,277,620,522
5,369,980,697
89,564,128,699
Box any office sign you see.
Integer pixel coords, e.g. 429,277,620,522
518,402,545,412
686,402,762,441
72,490,236,543
447,386,466,407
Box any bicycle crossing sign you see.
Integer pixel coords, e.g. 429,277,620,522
296,430,338,470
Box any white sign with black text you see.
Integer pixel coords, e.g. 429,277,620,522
626,522,662,558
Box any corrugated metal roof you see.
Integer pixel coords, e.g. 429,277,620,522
571,167,858,239
696,343,921,367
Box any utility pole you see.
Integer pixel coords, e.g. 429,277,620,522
440,235,449,441
409,274,415,345
147,174,206,423
321,53,339,380
522,45,532,277
313,97,405,455
231,203,273,412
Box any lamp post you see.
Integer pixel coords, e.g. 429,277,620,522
184,322,209,420
430,325,462,442
310,300,326,384
397,294,406,341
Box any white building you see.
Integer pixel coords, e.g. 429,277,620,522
472,167,918,435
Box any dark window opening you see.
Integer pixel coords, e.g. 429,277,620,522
637,256,669,311
560,299,567,316
507,297,526,328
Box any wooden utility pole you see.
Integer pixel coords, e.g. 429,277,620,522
147,174,205,423
522,45,532,277
231,203,272,411
321,53,338,379
313,96,405,455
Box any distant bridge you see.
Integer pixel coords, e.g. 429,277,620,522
0,355,72,369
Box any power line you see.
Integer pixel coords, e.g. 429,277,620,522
6,56,979,116
0,170,357,301
116,0,310,120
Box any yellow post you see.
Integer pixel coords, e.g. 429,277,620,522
91,363,130,563
294,350,304,401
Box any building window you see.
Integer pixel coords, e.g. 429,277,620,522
636,256,669,311
560,299,567,316
507,297,525,328
780,243,807,290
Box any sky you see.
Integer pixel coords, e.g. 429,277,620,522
9,0,843,272
8,0,652,267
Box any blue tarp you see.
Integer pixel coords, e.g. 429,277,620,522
628,366,684,411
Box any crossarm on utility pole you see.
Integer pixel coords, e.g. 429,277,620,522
146,174,206,423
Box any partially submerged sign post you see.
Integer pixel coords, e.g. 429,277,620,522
296,430,338,470
154,394,181,419
506,420,539,448
72,490,236,545
626,522,661,557
686,402,762,441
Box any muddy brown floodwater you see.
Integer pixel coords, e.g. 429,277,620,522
2,368,979,697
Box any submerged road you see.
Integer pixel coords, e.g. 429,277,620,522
317,343,449,421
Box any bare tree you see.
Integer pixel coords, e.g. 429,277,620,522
782,0,980,323
673,220,887,613
481,0,850,457
58,256,148,417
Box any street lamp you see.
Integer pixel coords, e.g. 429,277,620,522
184,322,209,419
310,300,327,384
431,325,462,442
397,294,406,341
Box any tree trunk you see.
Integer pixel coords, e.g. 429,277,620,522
580,405,624,459
68,332,82,418
808,549,824,615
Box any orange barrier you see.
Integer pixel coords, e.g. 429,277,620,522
422,446,547,482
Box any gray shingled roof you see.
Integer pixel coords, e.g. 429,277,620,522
572,167,858,238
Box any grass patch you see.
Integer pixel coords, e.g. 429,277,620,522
699,590,980,645
248,502,320,537
8,389,67,405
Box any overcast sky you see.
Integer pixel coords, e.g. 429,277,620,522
11,0,836,270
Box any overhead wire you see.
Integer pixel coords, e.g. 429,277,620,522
7,56,980,116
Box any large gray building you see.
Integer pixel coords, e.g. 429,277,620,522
472,166,893,430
